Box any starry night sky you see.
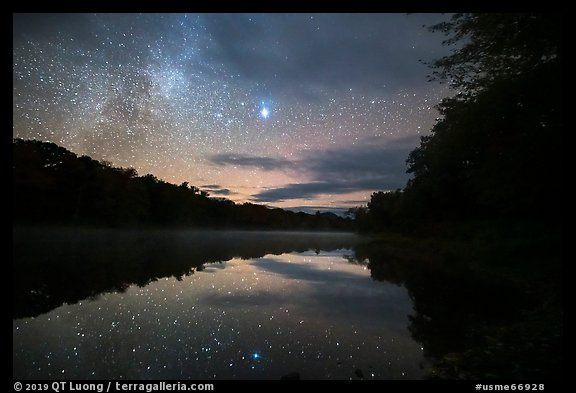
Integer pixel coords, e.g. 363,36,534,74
13,13,452,213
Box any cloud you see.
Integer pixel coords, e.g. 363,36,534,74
210,153,293,171
201,184,236,196
262,136,419,202
210,188,234,196
284,206,353,216
201,14,450,99
252,177,402,203
300,135,417,183
209,135,420,203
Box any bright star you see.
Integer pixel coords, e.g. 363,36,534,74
260,107,269,119
252,352,260,359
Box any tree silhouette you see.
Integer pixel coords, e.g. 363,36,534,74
13,139,352,231
356,14,562,231
426,13,562,95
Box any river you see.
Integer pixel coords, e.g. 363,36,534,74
13,228,426,380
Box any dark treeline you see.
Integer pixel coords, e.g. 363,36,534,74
355,238,561,379
349,14,562,379
13,228,359,319
13,139,350,231
351,13,562,235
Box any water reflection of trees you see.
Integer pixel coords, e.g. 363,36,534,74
14,229,560,379
354,241,561,379
13,228,358,319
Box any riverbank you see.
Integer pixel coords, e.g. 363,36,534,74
357,220,562,379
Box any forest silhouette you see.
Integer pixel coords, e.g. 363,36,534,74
351,13,561,234
347,14,562,379
13,13,562,380
13,138,350,231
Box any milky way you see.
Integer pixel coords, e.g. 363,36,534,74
13,13,452,212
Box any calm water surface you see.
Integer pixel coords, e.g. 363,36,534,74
13,229,425,379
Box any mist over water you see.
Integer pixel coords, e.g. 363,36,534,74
13,229,424,380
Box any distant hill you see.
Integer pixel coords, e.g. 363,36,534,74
13,138,352,231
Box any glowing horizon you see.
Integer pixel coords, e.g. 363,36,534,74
13,13,452,212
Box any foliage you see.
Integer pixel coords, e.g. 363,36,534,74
426,13,562,95
350,13,562,232
13,139,351,231
14,228,358,319
346,13,563,379
354,225,562,379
